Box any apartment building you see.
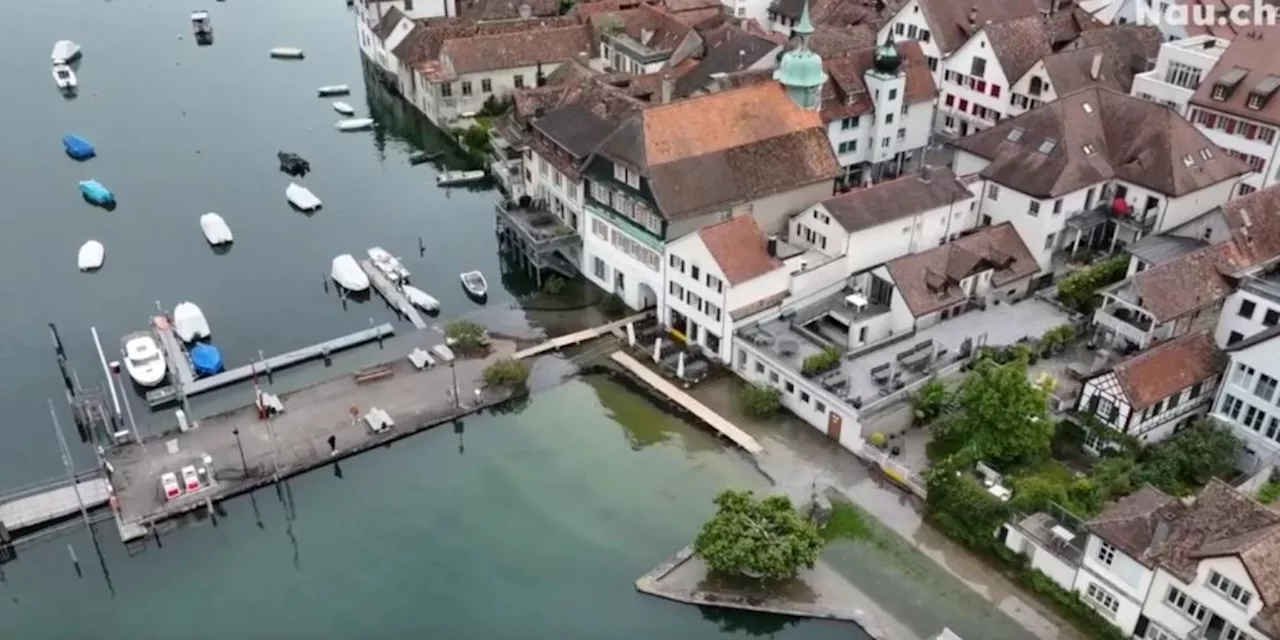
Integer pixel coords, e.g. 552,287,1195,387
876,0,1042,83
1008,24,1162,116
1130,34,1229,115
588,3,704,74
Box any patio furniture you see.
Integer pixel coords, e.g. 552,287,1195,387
777,339,799,356
821,374,848,391
870,363,893,384
933,348,949,364
912,339,933,354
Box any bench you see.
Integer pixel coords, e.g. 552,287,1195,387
870,363,892,384
354,366,394,384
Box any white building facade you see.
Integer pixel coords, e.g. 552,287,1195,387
1130,35,1229,115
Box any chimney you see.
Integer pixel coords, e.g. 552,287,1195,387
577,50,590,67
1090,52,1103,80
919,165,932,183
968,4,978,25
767,235,778,257
660,73,674,104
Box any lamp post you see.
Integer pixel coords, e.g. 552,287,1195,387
450,360,460,409
231,428,248,475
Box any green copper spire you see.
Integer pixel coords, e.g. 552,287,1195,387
795,0,815,37
773,2,827,113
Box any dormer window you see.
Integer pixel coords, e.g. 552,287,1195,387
1082,102,1093,114
1038,138,1057,154
1213,67,1249,101
1182,154,1195,167
1083,144,1096,155
1247,75,1280,110
1006,126,1024,142
1199,147,1214,160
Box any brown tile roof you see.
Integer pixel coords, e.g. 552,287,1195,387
951,87,1251,198
1223,180,1280,266
1110,331,1224,410
398,16,581,69
817,167,972,233
819,39,936,122
697,216,784,284
914,0,1043,54
1064,22,1161,67
1031,24,1161,96
982,16,1055,84
1192,28,1280,128
772,0,900,29
886,222,1038,316
807,24,878,59
1130,241,1247,322
438,24,594,76
455,0,560,21
1042,6,1105,47
674,25,780,96
591,4,699,57
1087,486,1178,561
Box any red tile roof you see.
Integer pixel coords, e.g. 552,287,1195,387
696,216,783,285
886,223,1038,317
1110,330,1224,410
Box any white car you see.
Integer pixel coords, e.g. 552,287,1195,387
160,472,181,501
181,465,201,492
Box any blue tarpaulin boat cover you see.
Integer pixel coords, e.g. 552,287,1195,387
63,134,95,160
190,344,224,376
79,179,114,206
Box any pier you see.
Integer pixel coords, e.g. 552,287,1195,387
146,321,396,407
512,311,650,360
0,476,110,535
358,260,428,330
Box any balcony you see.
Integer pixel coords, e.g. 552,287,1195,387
1093,301,1154,349
495,200,578,249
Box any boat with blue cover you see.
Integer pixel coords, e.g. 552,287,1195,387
79,179,115,207
190,343,224,377
63,134,95,160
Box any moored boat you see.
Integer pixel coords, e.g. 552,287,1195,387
437,170,486,187
190,343,224,376
402,285,440,312
331,254,370,292
333,101,355,116
317,85,350,96
51,40,81,63
199,212,233,245
63,134,95,160
269,47,304,59
173,302,212,343
460,270,488,301
121,331,167,388
335,118,374,131
367,246,410,283
277,150,310,176
80,179,115,207
53,63,77,91
78,240,104,271
285,182,321,211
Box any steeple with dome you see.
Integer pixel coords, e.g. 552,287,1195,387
872,33,903,76
773,0,826,111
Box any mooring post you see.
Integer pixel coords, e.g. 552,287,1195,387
323,275,329,293
418,236,425,256
68,545,80,577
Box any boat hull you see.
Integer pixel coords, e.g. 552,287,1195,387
331,255,370,292
78,241,104,271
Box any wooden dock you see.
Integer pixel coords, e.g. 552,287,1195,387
358,260,427,330
513,311,650,360
610,351,764,455
0,477,110,534
147,322,396,407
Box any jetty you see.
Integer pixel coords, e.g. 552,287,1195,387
357,260,427,330
146,319,396,407
512,311,650,360
0,475,110,536
610,351,763,455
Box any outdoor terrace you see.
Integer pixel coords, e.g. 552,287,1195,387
494,200,579,249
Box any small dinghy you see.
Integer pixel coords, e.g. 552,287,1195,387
331,254,370,292
190,343,224,376
199,212,233,245
402,285,440,312
277,150,310,176
408,151,442,165
51,40,81,63
460,270,488,301
333,101,355,116
53,63,77,92
269,47,304,59
367,246,410,283
335,118,374,131
191,10,212,37
80,179,115,207
173,302,212,343
317,85,350,96
285,182,321,211
437,170,486,187
78,240,104,271
63,134,95,160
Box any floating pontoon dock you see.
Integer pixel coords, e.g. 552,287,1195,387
512,311,649,360
0,476,110,535
146,321,396,407
358,260,427,330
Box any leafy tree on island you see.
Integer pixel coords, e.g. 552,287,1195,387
931,357,1052,470
693,490,824,581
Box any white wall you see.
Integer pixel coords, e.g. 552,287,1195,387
1008,59,1053,117
1073,535,1154,636
1190,104,1280,193
1001,526,1078,590
1213,343,1280,472
1130,36,1227,116
972,177,1096,274
877,0,942,81
1216,288,1280,347
734,340,866,449
935,31,1011,136
1142,557,1267,640
583,205,664,311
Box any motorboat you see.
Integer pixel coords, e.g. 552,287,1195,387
189,343,224,376
317,85,350,96
333,101,355,116
51,40,81,63
285,182,321,211
191,10,212,36
460,270,488,300
437,170,486,187
367,246,410,283
277,150,310,176
53,63,77,91
63,134,94,160
173,302,211,343
199,212,233,245
121,331,168,388
408,151,442,165
269,47,304,59
77,240,104,271
402,285,440,312
331,254,370,292
335,118,374,132
79,179,115,207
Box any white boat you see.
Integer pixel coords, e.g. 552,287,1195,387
173,302,212,343
285,182,321,211
192,10,212,36
51,40,81,63
333,101,355,116
53,63,77,91
367,246,410,283
317,85,350,96
331,254,370,292
437,170,486,187
269,47,304,59
77,240,104,271
460,270,488,299
335,118,374,131
199,212,233,245
121,331,167,388
402,285,440,312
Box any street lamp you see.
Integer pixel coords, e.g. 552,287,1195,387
232,428,248,475
450,360,460,409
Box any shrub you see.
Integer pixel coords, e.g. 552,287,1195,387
1038,324,1078,355
483,358,530,387
1259,479,1280,505
801,346,841,376
1056,255,1128,313
868,432,887,448
911,378,952,425
739,383,783,418
600,293,627,317
543,276,566,295
445,320,490,353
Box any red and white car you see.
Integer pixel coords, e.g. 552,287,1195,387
160,472,182,501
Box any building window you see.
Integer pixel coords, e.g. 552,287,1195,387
882,137,890,148
1096,541,1116,565
706,302,722,322
514,74,524,88
1243,404,1266,431
970,57,986,78
593,257,607,279
1265,308,1280,326
461,81,473,96
1257,374,1278,402
1084,583,1119,617
441,83,453,97
1165,585,1208,622
1208,570,1254,608
841,116,859,130
670,254,685,272
987,184,999,200
1165,61,1203,90
888,88,897,101
706,274,723,293
921,29,931,42
1233,363,1258,388
480,78,492,93
669,281,683,298
691,264,700,280
1240,298,1257,319
1221,394,1244,419
1028,200,1040,217
1230,330,1244,345
884,113,894,124
837,140,857,154
1053,199,1063,214
590,217,608,240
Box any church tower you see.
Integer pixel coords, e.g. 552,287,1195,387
773,1,826,111
863,34,907,168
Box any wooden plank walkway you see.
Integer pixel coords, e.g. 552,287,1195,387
358,260,427,330
513,311,650,360
0,478,110,533
610,351,764,455
153,318,195,388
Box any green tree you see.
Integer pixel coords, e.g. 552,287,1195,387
445,319,490,354
483,358,530,388
739,384,783,418
924,465,1012,548
1137,419,1241,495
932,358,1052,470
911,378,952,425
693,490,824,581
1056,255,1129,312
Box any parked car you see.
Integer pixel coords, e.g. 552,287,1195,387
160,472,182,501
